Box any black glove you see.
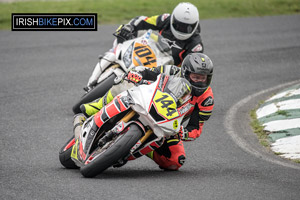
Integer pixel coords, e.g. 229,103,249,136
115,24,136,43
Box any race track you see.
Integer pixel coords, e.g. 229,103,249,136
1,15,300,200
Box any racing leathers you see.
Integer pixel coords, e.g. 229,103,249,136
123,14,204,66
80,65,214,170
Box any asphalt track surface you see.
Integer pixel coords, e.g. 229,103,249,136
1,15,300,200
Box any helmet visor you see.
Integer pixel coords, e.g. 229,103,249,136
189,73,212,91
189,73,207,83
172,16,197,34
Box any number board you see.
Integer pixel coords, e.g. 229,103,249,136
132,43,157,68
153,90,179,120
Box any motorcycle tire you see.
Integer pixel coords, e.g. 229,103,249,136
80,124,143,178
59,136,79,169
72,73,117,114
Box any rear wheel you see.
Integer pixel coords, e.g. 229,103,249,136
80,124,143,178
72,73,117,114
59,136,79,169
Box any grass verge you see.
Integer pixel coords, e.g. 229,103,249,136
1,0,300,29
250,107,270,148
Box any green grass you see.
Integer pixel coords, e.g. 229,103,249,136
1,0,300,29
275,110,291,117
250,108,270,147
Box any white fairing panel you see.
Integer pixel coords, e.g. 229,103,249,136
124,77,186,138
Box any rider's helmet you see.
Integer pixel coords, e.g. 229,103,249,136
181,53,213,96
170,2,199,41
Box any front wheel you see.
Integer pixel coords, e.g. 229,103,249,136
59,136,79,169
80,124,143,178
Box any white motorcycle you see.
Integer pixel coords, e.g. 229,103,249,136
72,29,174,114
60,74,193,177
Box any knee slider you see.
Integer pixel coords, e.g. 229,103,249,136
178,155,186,166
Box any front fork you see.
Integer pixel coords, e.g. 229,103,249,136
98,110,153,148
120,110,154,144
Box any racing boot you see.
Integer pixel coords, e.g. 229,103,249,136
146,137,186,171
80,90,114,117
73,113,86,140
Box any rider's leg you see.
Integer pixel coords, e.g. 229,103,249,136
147,138,186,171
80,81,134,117
80,90,114,117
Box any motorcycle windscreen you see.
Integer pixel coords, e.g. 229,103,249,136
164,77,192,107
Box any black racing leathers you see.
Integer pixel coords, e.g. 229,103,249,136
127,14,204,66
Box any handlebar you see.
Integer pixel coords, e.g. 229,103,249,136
123,76,152,86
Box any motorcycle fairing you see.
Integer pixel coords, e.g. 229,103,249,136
125,74,192,138
132,43,157,68
115,29,174,72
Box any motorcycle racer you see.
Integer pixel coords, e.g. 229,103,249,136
77,53,214,170
87,2,204,89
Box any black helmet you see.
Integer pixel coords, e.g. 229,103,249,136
181,53,213,96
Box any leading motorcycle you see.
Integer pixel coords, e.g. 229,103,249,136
72,29,174,114
60,74,193,177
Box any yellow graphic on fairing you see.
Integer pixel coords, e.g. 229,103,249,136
153,90,179,120
173,120,178,129
71,139,79,160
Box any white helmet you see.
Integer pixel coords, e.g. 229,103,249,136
170,2,199,40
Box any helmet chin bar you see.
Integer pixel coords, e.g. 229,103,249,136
191,86,205,97
171,26,194,40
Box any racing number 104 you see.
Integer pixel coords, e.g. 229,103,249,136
134,45,156,66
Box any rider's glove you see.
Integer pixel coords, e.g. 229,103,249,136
178,126,195,141
115,24,136,43
127,71,143,83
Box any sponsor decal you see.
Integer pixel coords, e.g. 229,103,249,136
173,120,178,130
191,44,203,52
202,96,214,107
178,103,193,115
144,29,152,40
12,13,97,31
161,38,182,49
161,14,170,21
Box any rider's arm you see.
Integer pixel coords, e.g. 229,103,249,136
182,87,214,141
138,65,181,81
128,14,170,32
